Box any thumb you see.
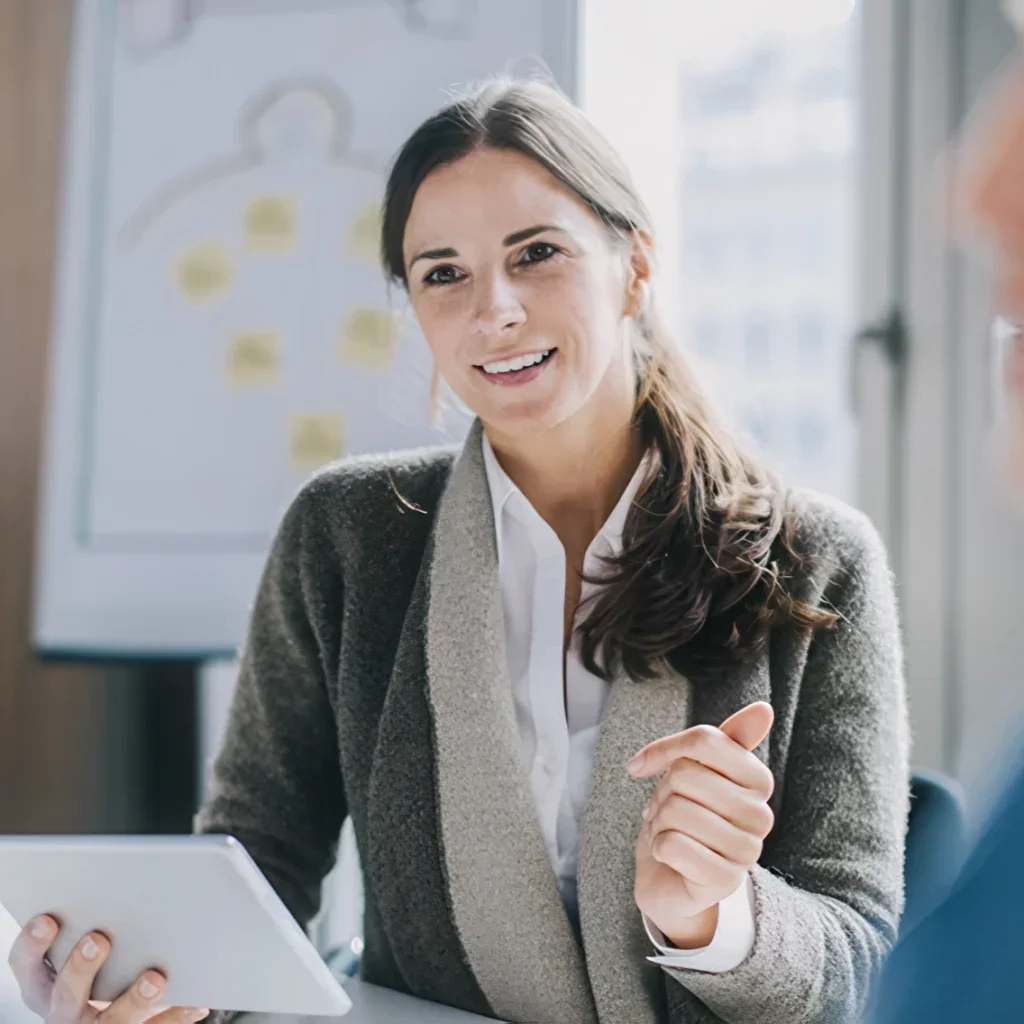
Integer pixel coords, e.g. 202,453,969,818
719,701,774,753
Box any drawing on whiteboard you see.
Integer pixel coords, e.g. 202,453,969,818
289,412,347,467
176,241,234,302
226,330,281,386
338,308,401,370
244,194,299,252
122,0,478,54
118,77,378,247
345,200,383,264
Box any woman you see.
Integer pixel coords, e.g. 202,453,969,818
12,79,908,1024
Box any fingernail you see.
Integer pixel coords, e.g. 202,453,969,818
139,978,161,1000
30,918,53,940
627,753,645,776
187,1009,210,1022
81,937,100,961
641,802,651,821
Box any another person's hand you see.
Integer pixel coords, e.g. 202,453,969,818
630,703,775,949
7,915,208,1024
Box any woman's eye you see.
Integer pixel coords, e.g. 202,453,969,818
520,242,557,264
423,265,464,286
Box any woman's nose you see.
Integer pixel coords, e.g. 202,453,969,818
472,273,526,334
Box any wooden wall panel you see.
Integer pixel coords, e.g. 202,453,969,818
0,0,142,834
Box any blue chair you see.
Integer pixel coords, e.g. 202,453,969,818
900,769,968,935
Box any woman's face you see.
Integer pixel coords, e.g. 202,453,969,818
402,147,640,437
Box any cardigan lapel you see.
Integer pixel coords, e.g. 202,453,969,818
576,649,773,1024
425,420,598,1024
689,650,774,767
576,664,692,1024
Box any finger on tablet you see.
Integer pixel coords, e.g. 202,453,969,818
49,931,111,1021
8,915,59,1016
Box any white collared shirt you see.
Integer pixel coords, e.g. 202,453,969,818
481,434,754,973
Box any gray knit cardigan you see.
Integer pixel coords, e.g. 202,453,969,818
195,420,909,1024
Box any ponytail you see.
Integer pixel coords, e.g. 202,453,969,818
577,308,837,682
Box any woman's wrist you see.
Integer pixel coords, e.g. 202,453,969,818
661,903,720,950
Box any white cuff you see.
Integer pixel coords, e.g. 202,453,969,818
643,872,755,974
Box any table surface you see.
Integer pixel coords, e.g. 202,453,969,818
245,978,503,1023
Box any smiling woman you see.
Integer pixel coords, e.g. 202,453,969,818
203,76,906,1024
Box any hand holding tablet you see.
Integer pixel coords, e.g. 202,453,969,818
0,835,352,1021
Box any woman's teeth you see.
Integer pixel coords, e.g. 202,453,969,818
481,349,553,374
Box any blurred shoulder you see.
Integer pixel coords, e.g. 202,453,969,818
1005,0,1024,35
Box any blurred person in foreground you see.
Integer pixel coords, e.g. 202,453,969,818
868,25,1024,1024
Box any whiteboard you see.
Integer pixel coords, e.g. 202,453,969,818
35,0,578,657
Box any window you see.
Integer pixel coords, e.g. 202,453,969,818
685,229,724,272
744,410,772,449
693,318,721,359
744,316,772,371
678,3,857,501
796,412,827,463
747,223,773,264
796,315,827,367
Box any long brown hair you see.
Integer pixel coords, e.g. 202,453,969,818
381,77,835,682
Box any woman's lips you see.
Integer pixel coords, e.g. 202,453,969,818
475,348,557,387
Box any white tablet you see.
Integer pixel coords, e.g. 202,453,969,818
0,834,352,1017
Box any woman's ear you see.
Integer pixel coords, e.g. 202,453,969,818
624,230,654,317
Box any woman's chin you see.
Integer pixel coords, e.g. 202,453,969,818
477,393,577,439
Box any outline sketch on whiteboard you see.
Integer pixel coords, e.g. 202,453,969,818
121,0,478,53
118,77,379,246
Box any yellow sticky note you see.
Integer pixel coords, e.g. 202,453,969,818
338,308,401,370
176,242,233,303
245,195,298,252
289,413,347,469
226,331,280,387
346,201,383,263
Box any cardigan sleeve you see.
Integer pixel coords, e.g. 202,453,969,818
662,506,910,1024
194,484,347,1022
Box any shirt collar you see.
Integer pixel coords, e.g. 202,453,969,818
481,432,648,565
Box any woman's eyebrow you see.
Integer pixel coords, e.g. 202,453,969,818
408,224,567,270
409,245,458,269
502,223,564,246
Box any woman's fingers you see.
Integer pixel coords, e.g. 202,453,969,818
650,830,743,891
142,1008,211,1024
48,931,112,1024
628,703,775,792
7,915,58,1016
644,757,775,837
93,969,170,1024
633,723,775,799
717,702,774,753
7,917,196,1024
647,793,765,867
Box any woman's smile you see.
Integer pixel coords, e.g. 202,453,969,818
474,347,558,386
